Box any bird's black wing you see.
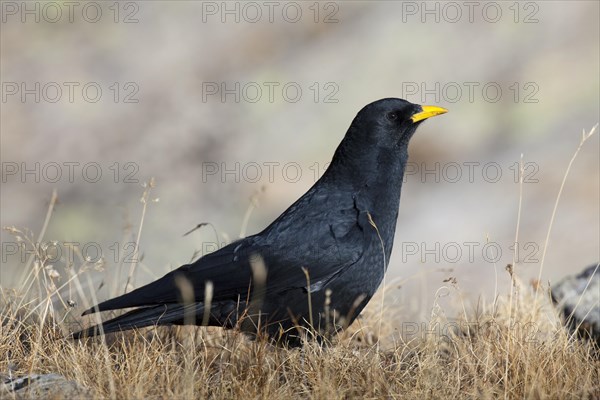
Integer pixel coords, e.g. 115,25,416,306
75,185,375,337
256,185,376,297
83,186,373,314
80,238,260,316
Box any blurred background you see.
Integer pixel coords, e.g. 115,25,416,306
1,1,598,327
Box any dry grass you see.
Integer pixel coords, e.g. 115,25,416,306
1,249,599,399
0,287,598,399
1,127,598,399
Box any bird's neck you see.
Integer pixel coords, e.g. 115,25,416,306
314,139,410,264
325,142,408,234
326,138,407,192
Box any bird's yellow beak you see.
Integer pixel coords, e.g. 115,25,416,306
411,105,448,123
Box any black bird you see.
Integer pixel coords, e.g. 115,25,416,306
72,98,447,345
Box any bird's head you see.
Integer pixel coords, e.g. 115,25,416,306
331,98,447,174
349,98,448,150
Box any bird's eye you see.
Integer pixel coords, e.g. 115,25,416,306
386,112,398,121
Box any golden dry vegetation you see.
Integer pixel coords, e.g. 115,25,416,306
1,128,598,399
1,239,598,399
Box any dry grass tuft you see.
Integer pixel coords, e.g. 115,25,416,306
2,126,598,399
1,275,598,399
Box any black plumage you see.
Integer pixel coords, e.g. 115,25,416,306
72,98,447,345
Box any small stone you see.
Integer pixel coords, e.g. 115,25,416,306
1,373,93,400
551,263,599,345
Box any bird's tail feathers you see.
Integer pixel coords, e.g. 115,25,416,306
70,303,206,339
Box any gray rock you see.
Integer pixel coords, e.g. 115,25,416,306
551,263,599,346
1,373,93,400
